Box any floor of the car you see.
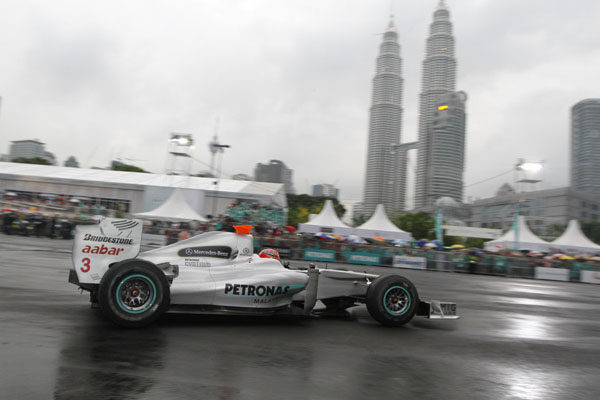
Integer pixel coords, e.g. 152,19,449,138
167,304,296,316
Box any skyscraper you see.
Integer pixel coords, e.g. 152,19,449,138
254,159,295,194
414,0,458,209
571,99,600,194
429,91,467,203
362,17,404,217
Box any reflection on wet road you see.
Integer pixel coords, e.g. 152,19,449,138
1,234,599,399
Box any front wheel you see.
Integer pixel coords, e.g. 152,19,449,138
366,275,419,327
98,260,170,328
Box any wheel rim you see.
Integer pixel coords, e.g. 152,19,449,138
116,274,157,314
383,286,411,316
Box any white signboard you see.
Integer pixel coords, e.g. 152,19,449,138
580,270,600,285
393,256,426,270
534,267,569,282
443,225,502,239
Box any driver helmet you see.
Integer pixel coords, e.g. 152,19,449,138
259,248,280,259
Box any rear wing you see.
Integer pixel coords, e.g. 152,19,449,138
72,218,143,285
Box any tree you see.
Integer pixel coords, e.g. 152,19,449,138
111,161,148,173
443,235,464,246
352,213,368,227
286,194,346,227
546,223,567,240
393,212,434,240
12,157,51,165
581,221,600,244
465,237,489,249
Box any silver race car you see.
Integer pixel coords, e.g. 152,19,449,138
68,218,459,328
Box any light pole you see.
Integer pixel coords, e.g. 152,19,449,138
211,143,230,219
166,133,195,175
513,159,543,251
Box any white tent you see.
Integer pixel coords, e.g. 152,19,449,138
298,200,353,235
484,216,550,252
133,189,207,222
549,219,600,254
354,204,412,241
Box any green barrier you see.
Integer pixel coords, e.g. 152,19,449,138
494,257,508,273
347,252,381,266
571,262,596,280
303,248,336,262
451,253,468,269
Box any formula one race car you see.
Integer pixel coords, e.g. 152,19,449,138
68,218,459,328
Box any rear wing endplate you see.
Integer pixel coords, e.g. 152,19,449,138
72,218,143,285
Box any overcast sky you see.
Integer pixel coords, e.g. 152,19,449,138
0,0,599,206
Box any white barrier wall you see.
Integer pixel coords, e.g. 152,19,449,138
141,233,167,247
580,270,600,285
393,256,426,270
534,267,569,281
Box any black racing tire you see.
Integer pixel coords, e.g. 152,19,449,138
98,260,170,328
366,275,419,327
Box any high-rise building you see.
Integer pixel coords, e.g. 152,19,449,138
254,160,295,194
427,91,467,204
9,139,56,165
415,0,458,209
571,99,600,194
312,184,339,199
362,16,404,217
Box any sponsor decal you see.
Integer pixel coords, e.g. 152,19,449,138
83,233,134,245
241,247,251,256
225,283,290,296
178,246,232,258
224,283,306,304
183,258,211,268
81,244,124,255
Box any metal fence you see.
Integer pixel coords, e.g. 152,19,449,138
253,236,600,283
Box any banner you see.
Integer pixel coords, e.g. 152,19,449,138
393,255,426,270
443,225,502,239
434,210,443,245
347,252,381,266
580,270,600,284
534,267,569,281
303,248,336,262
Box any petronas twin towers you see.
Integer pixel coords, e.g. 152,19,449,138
363,0,466,217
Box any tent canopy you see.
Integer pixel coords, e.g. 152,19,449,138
297,200,353,235
549,219,600,254
133,189,207,222
484,216,549,252
354,204,411,241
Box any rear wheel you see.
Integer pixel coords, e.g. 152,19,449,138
98,260,170,328
366,275,418,327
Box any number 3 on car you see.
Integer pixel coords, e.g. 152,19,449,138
81,257,91,273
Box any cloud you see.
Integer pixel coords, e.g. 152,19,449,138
0,0,599,205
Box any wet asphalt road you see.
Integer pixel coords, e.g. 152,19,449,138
1,234,599,400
